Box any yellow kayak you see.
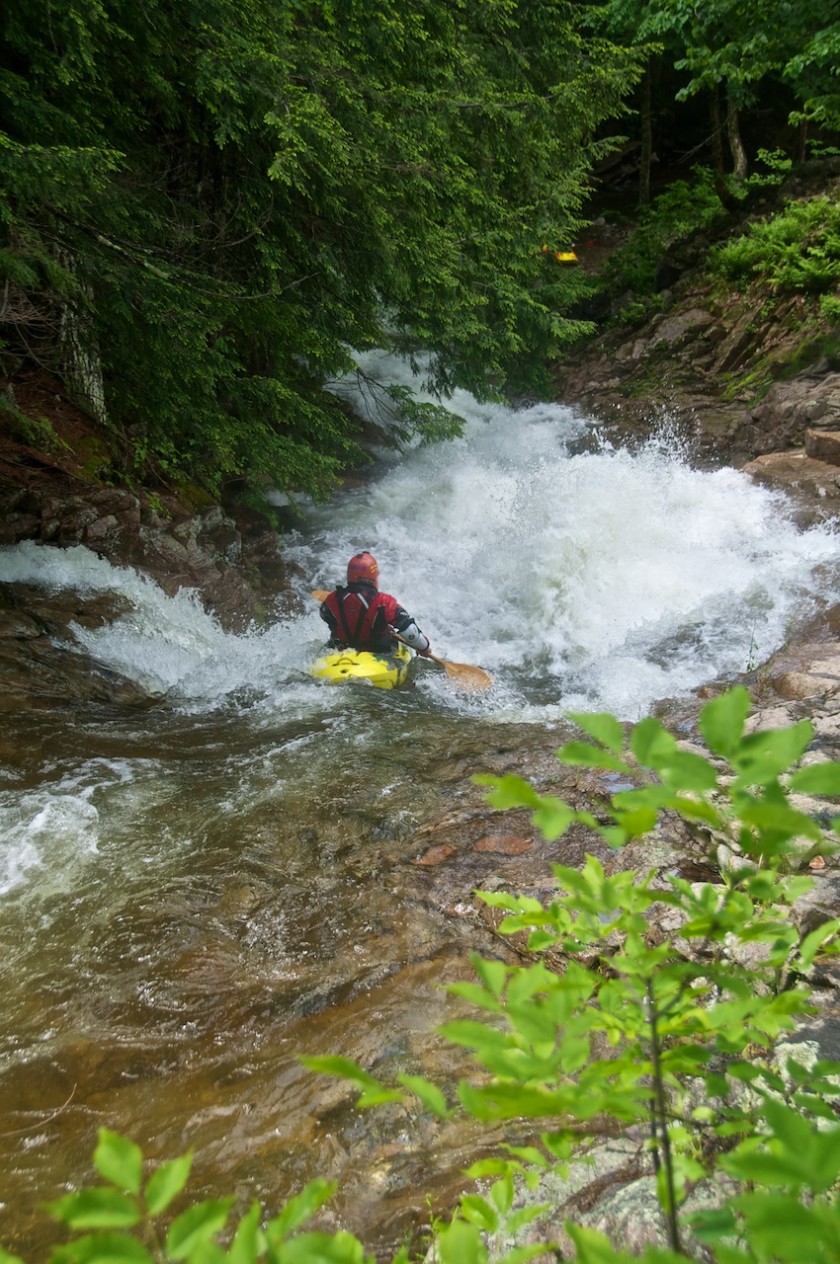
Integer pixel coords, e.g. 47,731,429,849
311,642,414,689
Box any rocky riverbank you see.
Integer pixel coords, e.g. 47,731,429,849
0,369,312,706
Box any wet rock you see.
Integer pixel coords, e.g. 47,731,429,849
806,427,840,464
0,637,159,710
413,844,457,867
0,478,305,632
0,582,158,709
473,834,533,855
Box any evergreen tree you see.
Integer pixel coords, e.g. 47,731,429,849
0,0,641,498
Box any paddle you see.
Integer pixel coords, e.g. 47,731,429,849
310,590,493,690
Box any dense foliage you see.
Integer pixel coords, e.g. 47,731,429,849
711,194,840,297
2,0,839,501
0,0,639,497
4,688,840,1262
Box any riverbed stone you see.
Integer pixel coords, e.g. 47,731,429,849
806,428,840,464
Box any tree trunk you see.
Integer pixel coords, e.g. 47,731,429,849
795,118,808,164
726,91,749,182
58,252,107,424
638,64,653,207
710,87,725,178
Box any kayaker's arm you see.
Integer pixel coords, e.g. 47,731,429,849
391,607,431,657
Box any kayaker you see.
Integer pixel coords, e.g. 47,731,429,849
320,552,432,657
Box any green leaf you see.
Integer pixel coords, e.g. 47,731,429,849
298,1055,379,1090
688,1205,738,1244
473,774,542,809
613,805,659,837
458,1194,499,1232
734,721,815,784
435,1219,487,1264
165,1198,234,1259
789,761,840,795
397,1075,450,1118
699,686,751,757
737,796,822,842
532,799,575,840
94,1132,143,1196
629,715,676,768
48,1233,152,1264
565,712,626,754
267,1179,337,1241
660,750,719,792
47,1190,141,1230
271,1230,368,1263
798,918,840,967
464,1159,512,1179
144,1152,193,1216
731,1191,831,1260
555,741,632,773
228,1201,263,1264
489,1169,515,1215
472,957,509,998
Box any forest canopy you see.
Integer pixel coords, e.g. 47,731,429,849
1,0,838,500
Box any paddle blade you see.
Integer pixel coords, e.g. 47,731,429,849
433,655,493,691
311,591,492,689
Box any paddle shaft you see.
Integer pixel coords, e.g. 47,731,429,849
310,589,492,688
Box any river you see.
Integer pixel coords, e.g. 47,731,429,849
0,350,838,1257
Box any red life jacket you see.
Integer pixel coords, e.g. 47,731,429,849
324,584,400,650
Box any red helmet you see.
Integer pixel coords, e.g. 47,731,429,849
347,551,379,586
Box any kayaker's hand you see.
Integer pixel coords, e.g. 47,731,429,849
418,645,432,658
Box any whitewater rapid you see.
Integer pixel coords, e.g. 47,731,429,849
1,349,838,726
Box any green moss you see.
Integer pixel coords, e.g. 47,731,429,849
0,396,71,455
77,434,115,480
170,479,218,513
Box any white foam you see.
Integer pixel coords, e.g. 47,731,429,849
2,354,838,723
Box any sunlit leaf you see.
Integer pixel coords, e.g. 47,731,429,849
397,1075,450,1118
629,715,676,768
228,1201,263,1264
473,774,542,808
699,686,751,757
555,741,631,773
532,799,575,840
434,1218,486,1264
94,1132,143,1196
565,712,626,754
458,1194,499,1232
789,761,840,795
165,1198,234,1259
266,1179,337,1241
144,1152,193,1216
272,1229,369,1263
47,1232,152,1264
47,1190,141,1230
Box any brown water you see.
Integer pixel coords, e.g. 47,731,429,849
0,698,544,1260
